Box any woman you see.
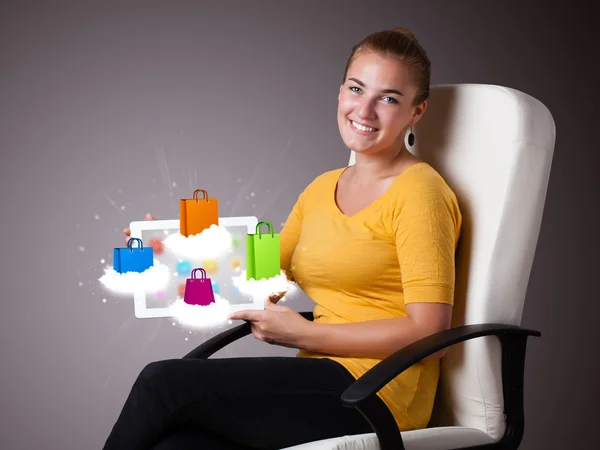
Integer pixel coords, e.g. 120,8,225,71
106,27,462,450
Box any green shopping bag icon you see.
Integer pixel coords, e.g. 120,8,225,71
246,221,281,281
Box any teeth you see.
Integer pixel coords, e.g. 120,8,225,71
351,121,376,132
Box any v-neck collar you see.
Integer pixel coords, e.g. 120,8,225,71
331,162,427,220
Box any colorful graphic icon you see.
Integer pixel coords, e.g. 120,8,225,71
246,222,280,280
178,282,187,298
148,238,165,255
176,260,192,276
180,189,219,237
113,238,154,274
202,259,218,274
231,234,243,249
211,280,220,295
183,268,216,306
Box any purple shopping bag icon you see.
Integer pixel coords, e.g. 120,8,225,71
183,268,216,306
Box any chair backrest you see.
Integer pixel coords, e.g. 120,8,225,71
349,84,555,440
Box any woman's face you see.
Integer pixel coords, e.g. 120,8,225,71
337,51,426,156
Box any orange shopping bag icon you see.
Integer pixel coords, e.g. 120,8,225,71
180,189,219,237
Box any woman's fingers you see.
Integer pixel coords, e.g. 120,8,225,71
123,214,156,243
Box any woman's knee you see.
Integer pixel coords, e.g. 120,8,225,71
136,359,182,386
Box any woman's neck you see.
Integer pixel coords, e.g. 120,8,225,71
351,146,417,183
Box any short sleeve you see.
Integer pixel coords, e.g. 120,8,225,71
390,173,462,305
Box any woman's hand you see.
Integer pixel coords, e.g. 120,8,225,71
123,213,156,245
228,299,314,349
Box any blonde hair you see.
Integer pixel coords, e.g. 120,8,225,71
342,27,431,105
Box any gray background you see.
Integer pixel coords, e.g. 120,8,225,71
1,0,597,448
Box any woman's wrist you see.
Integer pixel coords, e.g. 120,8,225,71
296,320,321,351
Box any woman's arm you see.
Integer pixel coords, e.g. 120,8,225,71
299,302,452,360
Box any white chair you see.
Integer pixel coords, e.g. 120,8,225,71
184,84,556,450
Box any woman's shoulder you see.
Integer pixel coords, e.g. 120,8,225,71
301,167,346,194
314,166,346,182
386,162,461,220
395,162,457,197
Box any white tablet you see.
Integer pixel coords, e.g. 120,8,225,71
129,216,259,319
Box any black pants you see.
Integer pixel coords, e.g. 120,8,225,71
103,356,385,450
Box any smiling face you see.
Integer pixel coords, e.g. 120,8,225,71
337,51,426,156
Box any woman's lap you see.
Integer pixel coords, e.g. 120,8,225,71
152,428,257,450
104,356,380,450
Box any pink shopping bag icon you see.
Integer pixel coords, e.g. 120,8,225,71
183,268,216,306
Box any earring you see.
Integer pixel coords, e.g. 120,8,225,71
404,126,415,149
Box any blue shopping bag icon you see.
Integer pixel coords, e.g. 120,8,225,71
114,238,154,274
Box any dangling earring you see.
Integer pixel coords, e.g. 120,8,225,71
404,126,415,149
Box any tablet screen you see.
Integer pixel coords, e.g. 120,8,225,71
140,224,254,311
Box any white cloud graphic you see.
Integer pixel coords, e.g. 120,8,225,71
169,295,232,329
163,224,232,260
98,260,170,294
232,270,297,301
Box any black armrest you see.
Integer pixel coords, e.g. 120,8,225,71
341,323,541,450
183,311,314,359
342,323,540,405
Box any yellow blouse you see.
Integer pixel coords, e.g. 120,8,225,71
279,162,462,430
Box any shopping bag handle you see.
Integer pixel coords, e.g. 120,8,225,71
255,221,274,238
127,238,145,252
193,189,209,203
191,268,207,280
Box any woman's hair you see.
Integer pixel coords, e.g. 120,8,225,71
342,27,431,105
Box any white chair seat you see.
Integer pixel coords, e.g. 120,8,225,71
281,427,495,450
